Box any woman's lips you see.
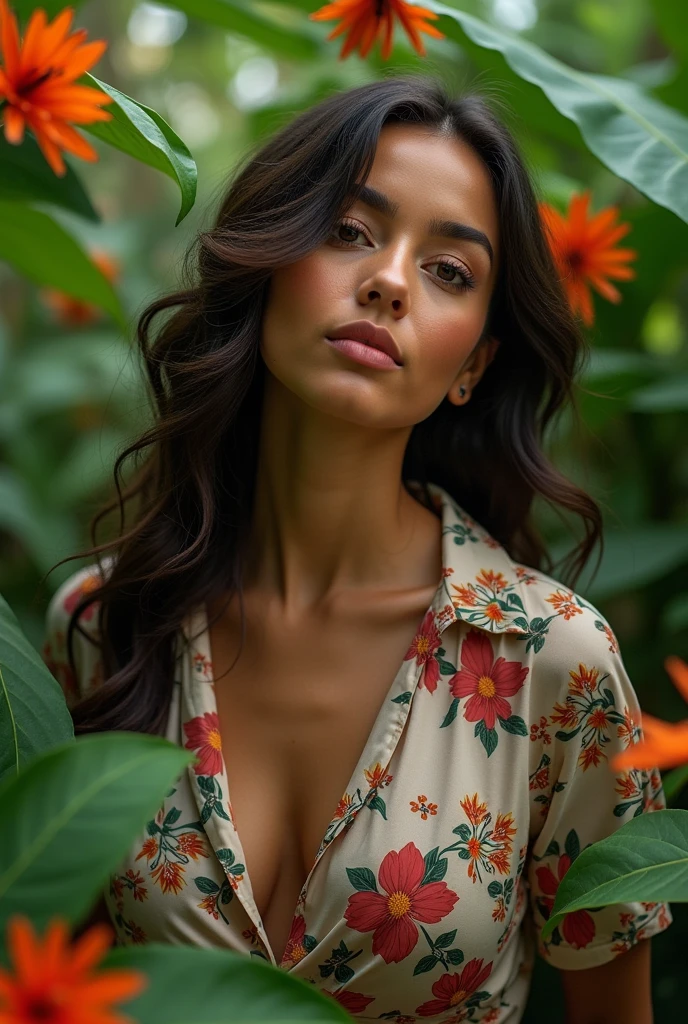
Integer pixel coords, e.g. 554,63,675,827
325,337,401,370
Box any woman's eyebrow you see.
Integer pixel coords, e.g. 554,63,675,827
347,183,494,268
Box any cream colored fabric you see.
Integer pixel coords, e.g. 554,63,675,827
42,481,672,1022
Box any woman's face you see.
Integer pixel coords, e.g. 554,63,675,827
260,122,501,429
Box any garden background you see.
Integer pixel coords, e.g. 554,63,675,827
0,0,686,1019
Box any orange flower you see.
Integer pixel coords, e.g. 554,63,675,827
309,0,444,60
0,914,146,1024
538,190,637,327
0,1,113,176
611,657,688,772
40,249,119,326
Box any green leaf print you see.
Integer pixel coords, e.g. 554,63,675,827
452,823,472,841
488,881,503,897
497,714,528,736
346,866,378,892
440,698,460,728
368,794,387,818
391,691,412,704
422,847,448,884
475,719,499,757
434,929,457,948
413,954,438,975
446,948,465,965
334,962,354,984
194,876,220,895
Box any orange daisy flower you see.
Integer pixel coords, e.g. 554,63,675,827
41,249,120,326
309,0,444,61
0,1,113,176
0,914,146,1024
611,657,688,772
538,190,637,327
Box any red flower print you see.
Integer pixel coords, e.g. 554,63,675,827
536,855,595,948
449,631,528,730
415,958,493,1016
344,842,459,963
405,609,442,693
327,989,376,1014
183,711,224,776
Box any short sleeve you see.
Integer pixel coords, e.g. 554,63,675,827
525,603,673,969
41,561,109,710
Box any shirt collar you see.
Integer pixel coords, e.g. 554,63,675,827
407,479,531,637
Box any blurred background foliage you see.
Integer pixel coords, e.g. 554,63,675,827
0,0,686,1017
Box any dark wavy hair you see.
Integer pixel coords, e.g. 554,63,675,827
43,73,602,738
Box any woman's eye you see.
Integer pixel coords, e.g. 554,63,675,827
330,219,367,246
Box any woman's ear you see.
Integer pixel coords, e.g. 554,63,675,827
447,335,501,406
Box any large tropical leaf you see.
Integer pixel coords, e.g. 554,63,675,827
552,523,688,600
0,733,192,946
170,0,319,59
425,2,688,224
0,133,98,221
81,77,197,226
106,945,349,1023
541,809,688,942
0,202,125,326
12,0,86,21
0,593,74,784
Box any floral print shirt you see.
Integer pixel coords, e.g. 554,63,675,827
41,480,673,1023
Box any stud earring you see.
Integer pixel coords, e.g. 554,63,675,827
459,385,467,398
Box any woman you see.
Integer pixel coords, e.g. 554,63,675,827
42,75,672,1022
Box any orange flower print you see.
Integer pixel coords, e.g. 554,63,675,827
0,914,146,1023
309,0,444,61
404,608,442,693
552,660,630,771
415,958,493,1016
448,630,528,756
334,793,354,819
453,794,515,885
0,0,114,176
410,795,438,820
545,588,582,619
539,190,637,327
183,711,224,776
460,793,488,827
344,842,459,963
364,762,393,789
450,569,526,633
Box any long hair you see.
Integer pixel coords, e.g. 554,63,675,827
43,74,602,737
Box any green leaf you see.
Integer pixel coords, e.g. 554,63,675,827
105,944,349,1022
346,866,378,892
12,0,86,21
168,0,319,60
427,2,688,223
540,809,688,943
551,524,688,600
0,202,124,326
628,375,688,412
0,593,74,784
662,764,688,804
81,76,197,226
0,133,98,221
0,733,193,943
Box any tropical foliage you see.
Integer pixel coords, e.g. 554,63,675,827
1,1,687,1021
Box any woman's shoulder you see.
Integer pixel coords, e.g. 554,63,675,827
41,557,114,707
